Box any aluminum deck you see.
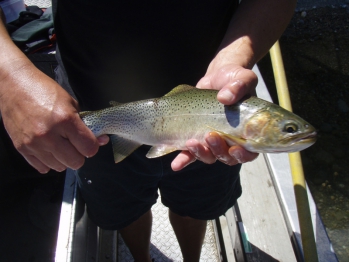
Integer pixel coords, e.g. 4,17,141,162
119,195,221,261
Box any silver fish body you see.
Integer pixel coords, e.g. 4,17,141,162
80,85,317,163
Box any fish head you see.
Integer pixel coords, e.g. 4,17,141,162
240,106,317,153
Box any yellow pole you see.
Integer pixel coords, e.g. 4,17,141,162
269,41,319,262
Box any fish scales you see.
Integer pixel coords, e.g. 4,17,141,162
80,85,317,163
152,89,230,146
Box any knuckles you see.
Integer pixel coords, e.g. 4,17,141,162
52,110,77,127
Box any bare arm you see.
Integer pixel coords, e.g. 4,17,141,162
172,0,297,170
0,17,107,173
214,0,297,69
0,7,6,24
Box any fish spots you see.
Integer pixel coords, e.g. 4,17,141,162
79,86,316,157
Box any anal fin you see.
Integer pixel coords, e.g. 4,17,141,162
110,135,142,163
146,145,178,158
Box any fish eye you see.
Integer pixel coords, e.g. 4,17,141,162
284,123,298,133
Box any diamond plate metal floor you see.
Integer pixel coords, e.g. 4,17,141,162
25,0,51,8
118,194,220,262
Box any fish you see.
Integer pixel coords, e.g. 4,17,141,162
80,84,317,163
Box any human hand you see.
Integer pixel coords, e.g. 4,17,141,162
171,63,259,171
0,63,109,174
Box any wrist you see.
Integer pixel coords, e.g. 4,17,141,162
0,59,38,113
0,58,34,89
208,36,256,74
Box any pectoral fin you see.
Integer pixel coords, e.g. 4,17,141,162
146,145,178,158
110,135,142,163
206,126,247,148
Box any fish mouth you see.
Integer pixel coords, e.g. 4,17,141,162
294,131,317,143
269,131,317,153
278,131,317,145
279,131,317,144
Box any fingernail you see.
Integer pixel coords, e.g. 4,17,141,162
218,89,235,103
231,151,242,162
98,140,107,146
97,135,109,146
206,135,218,147
187,146,198,154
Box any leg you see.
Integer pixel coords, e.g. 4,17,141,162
119,210,153,262
169,209,207,262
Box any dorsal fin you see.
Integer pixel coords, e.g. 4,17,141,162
164,84,195,97
109,101,122,107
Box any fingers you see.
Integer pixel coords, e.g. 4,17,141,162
176,64,259,171
24,154,51,174
97,135,110,146
217,79,250,105
51,137,88,170
17,133,87,173
205,132,239,165
63,115,100,158
0,66,105,174
206,132,258,164
14,113,105,174
171,132,259,171
171,139,216,171
55,115,110,170
22,145,74,174
228,145,259,164
186,138,217,164
171,151,196,171
197,64,258,105
217,68,258,105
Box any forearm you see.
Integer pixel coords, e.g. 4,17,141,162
0,16,39,109
213,0,297,69
0,7,5,24
0,16,26,63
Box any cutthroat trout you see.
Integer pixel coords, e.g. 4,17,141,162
80,85,317,163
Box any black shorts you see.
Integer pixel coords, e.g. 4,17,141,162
77,143,242,230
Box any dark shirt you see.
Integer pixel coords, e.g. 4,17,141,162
55,0,238,110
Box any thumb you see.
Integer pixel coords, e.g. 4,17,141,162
97,135,110,146
196,75,212,89
64,115,101,158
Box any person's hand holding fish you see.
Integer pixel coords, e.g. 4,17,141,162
171,63,259,171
